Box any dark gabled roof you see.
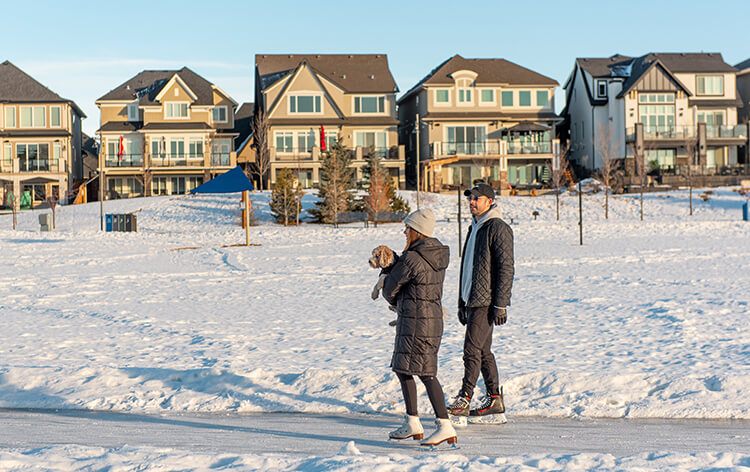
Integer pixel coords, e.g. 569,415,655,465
0,129,72,137
399,54,558,104
735,58,750,72
141,122,213,130
646,53,736,73
268,116,400,126
688,97,743,107
97,67,220,106
0,60,86,117
576,55,634,78
98,122,141,133
82,133,98,156
255,54,398,93
233,102,254,150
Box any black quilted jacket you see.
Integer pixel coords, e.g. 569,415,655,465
459,217,514,308
382,238,450,376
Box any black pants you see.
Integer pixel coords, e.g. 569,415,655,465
396,372,449,419
461,306,500,398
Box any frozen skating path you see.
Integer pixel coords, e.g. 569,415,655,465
1,409,747,457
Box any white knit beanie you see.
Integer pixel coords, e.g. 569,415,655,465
403,208,435,237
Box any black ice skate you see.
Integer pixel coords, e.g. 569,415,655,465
468,388,507,424
446,394,470,427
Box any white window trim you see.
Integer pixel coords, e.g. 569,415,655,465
353,130,388,149
274,130,296,154
433,88,452,106
20,105,47,128
457,87,474,106
696,75,724,97
50,105,62,127
164,102,190,120
500,90,514,108
442,125,488,143
352,95,387,115
536,90,551,108
288,92,324,115
518,90,532,107
595,80,608,99
478,88,496,106
212,105,229,123
5,106,15,128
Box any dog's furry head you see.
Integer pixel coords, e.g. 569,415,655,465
369,245,395,269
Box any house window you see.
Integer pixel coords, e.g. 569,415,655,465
289,95,321,113
639,96,675,134
212,106,228,122
354,131,387,157
519,91,531,107
152,177,168,195
20,106,46,127
435,89,450,103
170,139,185,157
323,129,338,151
3,143,11,163
165,102,188,119
170,177,186,194
17,143,50,171
297,130,316,152
645,149,675,170
638,93,675,104
51,106,61,127
696,76,723,96
53,142,61,159
537,90,549,107
458,88,472,103
501,91,513,107
188,139,203,158
5,106,15,127
151,140,162,158
446,126,487,155
275,131,294,153
187,176,203,192
596,80,608,99
480,90,495,103
354,96,385,113
127,103,139,122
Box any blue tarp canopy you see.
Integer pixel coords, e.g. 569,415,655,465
190,166,254,194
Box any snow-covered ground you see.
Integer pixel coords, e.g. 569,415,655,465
1,187,749,471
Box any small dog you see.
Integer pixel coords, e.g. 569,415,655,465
369,245,398,326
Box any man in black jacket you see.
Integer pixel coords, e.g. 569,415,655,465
447,182,514,423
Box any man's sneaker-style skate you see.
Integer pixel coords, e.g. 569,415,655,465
446,394,471,427
389,415,424,440
420,418,457,447
468,388,507,424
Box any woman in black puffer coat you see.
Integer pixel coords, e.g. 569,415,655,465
381,209,457,446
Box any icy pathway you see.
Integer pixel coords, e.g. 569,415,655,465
1,409,747,457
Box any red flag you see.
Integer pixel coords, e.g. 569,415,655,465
118,135,124,161
320,126,327,151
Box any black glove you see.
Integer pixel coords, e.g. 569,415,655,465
492,306,507,325
458,307,468,325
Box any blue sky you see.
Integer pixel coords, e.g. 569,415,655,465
5,0,750,136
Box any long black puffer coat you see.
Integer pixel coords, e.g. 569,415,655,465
382,237,450,376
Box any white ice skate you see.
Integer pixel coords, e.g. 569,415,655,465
388,415,424,441
420,418,457,448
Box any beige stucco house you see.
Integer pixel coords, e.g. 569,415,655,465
0,61,85,209
397,54,560,192
254,54,404,189
96,67,238,198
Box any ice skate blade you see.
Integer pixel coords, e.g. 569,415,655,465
449,415,468,428
420,440,459,452
468,413,507,425
388,433,423,441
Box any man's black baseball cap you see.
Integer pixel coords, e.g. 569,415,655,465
464,182,495,200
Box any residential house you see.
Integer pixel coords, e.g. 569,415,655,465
254,54,404,189
96,67,238,199
232,102,256,186
397,54,560,192
0,60,85,209
563,53,749,189
735,58,750,165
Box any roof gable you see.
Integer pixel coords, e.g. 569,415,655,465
155,74,198,102
0,60,85,117
98,67,223,106
619,58,691,97
267,63,343,118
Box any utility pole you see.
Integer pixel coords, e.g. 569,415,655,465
578,180,583,246
415,113,421,209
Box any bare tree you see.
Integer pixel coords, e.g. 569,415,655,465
364,150,392,227
683,136,698,216
595,123,619,219
252,109,270,190
550,141,570,221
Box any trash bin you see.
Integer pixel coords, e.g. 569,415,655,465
743,202,749,222
127,213,137,232
105,214,113,232
39,213,52,232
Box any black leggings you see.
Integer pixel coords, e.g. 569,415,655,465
396,372,449,419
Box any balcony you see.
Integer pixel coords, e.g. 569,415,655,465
151,153,205,167
431,140,553,158
105,153,144,168
706,125,748,139
210,153,231,167
270,147,316,161
20,159,60,172
625,126,696,141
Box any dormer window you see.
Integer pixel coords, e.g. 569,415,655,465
456,78,474,105
165,102,188,119
354,96,385,114
696,76,723,96
289,94,322,114
596,80,608,99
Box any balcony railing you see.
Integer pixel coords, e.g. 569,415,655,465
105,153,143,168
432,140,553,157
151,153,205,167
706,125,748,139
210,153,231,166
270,147,315,160
20,159,60,172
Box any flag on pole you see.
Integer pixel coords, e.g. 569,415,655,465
320,126,327,151
118,136,124,162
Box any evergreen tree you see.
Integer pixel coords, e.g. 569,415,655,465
269,168,303,225
312,138,354,224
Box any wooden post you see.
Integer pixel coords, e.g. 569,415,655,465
578,181,583,246
243,190,250,246
416,113,421,209
457,186,462,257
